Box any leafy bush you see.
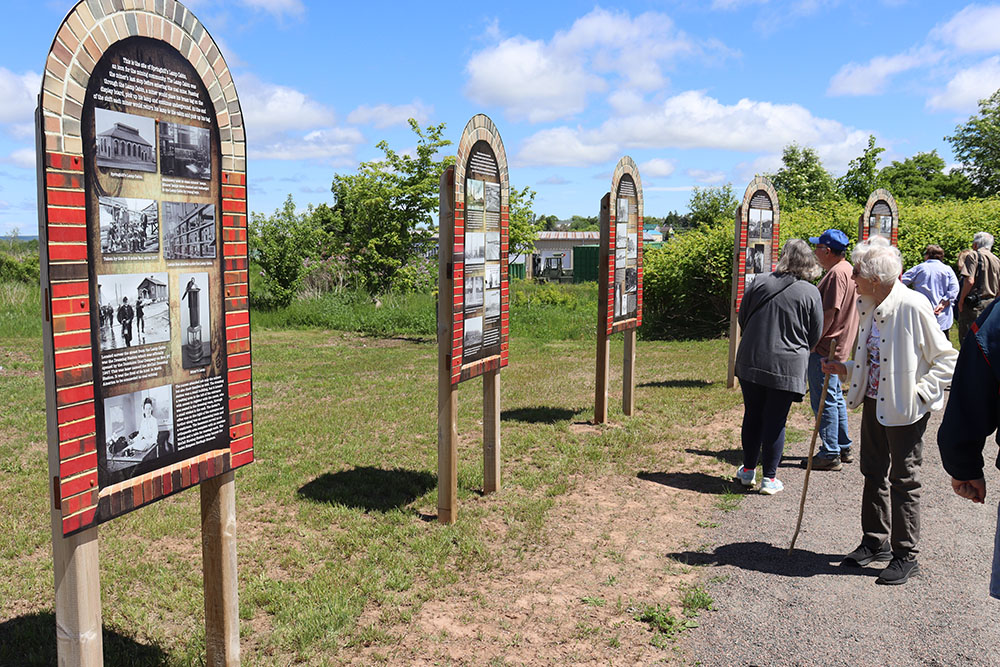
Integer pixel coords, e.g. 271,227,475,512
0,251,39,284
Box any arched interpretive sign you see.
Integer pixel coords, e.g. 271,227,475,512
437,114,509,523
37,2,249,661
859,188,899,246
727,176,780,388
594,157,643,423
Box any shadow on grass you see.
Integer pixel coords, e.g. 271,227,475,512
501,406,581,424
0,612,169,666
638,471,743,495
686,447,743,467
638,379,714,389
298,467,436,512
667,541,880,579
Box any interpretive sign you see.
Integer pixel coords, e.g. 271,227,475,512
38,2,248,662
727,176,780,388
437,114,509,523
859,188,898,246
594,157,643,423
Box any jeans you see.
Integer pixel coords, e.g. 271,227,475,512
807,352,853,458
739,379,797,479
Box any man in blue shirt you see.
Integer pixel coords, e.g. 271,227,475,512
901,244,960,335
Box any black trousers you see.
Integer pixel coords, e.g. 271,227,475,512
739,379,797,479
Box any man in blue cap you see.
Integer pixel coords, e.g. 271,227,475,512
806,229,859,470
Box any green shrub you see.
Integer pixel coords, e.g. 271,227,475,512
0,251,39,285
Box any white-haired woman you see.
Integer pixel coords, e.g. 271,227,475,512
822,240,957,585
735,239,823,495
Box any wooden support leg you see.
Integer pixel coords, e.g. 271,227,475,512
438,376,458,524
52,523,102,665
201,471,240,666
483,369,501,494
623,329,636,416
595,329,610,424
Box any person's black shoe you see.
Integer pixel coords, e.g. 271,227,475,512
840,448,854,464
802,454,842,471
842,542,892,567
876,557,919,585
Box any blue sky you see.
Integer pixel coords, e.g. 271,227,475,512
2,0,1000,235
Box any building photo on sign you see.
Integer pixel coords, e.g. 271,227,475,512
97,272,171,351
163,202,216,260
160,121,211,180
94,108,156,173
99,196,159,255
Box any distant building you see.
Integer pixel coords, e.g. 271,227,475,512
533,231,600,273
137,276,168,302
96,122,155,172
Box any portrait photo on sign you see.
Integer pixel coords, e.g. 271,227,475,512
484,264,501,290
614,283,622,317
760,209,773,239
617,198,629,224
159,121,211,180
103,383,174,476
625,267,638,293
746,244,765,274
179,273,211,369
880,215,892,235
748,208,761,239
465,273,484,309
96,272,171,352
486,231,500,261
465,232,485,265
466,179,485,209
94,108,156,173
99,197,159,255
485,182,501,212
627,233,638,259
163,202,216,260
617,223,627,248
485,288,501,318
464,315,483,348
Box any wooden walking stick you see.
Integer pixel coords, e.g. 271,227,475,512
789,337,841,554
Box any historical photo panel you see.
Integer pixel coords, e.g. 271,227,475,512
747,243,768,274
99,197,159,255
163,202,216,260
611,176,640,325
103,384,175,476
180,272,212,369
159,121,211,180
96,272,171,352
94,108,156,173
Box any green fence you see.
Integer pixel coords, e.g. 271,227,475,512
573,245,600,283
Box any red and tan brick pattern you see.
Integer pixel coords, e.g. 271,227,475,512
606,157,644,336
733,177,781,313
40,1,251,537
859,188,899,247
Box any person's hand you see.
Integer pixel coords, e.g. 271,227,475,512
820,359,847,375
934,303,946,315
951,477,987,503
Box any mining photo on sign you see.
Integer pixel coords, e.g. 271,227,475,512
99,197,159,255
94,108,156,173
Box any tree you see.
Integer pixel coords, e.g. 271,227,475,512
947,89,1000,197
536,214,560,231
508,185,538,263
249,195,323,307
568,215,599,231
688,184,738,226
771,143,837,208
328,120,453,293
880,151,972,202
838,135,885,204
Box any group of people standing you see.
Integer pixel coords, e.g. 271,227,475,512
734,228,1000,590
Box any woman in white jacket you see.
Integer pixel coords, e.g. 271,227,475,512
822,240,957,585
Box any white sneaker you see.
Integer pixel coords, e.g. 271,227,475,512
735,466,756,487
760,477,784,495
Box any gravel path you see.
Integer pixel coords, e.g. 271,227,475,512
680,398,1000,666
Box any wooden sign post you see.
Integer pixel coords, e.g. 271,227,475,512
437,114,510,523
858,188,899,246
37,2,253,663
594,157,643,423
727,177,780,388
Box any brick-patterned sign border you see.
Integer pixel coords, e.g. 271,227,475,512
450,114,509,385
732,176,781,313
604,156,644,336
38,0,252,537
859,188,899,247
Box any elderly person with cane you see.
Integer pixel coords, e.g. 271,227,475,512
735,239,823,495
821,239,957,585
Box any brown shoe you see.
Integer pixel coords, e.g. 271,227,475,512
802,454,842,471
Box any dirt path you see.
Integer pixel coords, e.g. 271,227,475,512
681,399,1000,666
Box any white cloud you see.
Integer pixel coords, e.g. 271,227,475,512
517,127,619,166
645,185,695,192
638,158,675,178
237,74,335,141
933,5,1000,52
250,127,364,162
927,56,1000,111
828,48,941,96
537,175,570,185
346,102,432,128
3,148,35,169
237,0,305,18
686,168,727,184
0,69,41,126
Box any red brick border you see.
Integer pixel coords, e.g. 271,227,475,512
605,157,644,336
733,177,781,313
859,188,899,246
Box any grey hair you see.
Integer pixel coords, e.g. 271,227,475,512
775,238,822,281
974,231,994,250
852,239,902,286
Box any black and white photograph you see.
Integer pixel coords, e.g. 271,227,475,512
95,108,156,173
486,231,501,261
744,272,758,290
747,244,765,274
484,264,501,290
485,289,501,318
627,233,638,259
625,267,638,293
103,384,174,475
465,232,485,265
159,121,211,180
880,215,893,235
179,272,211,369
466,178,485,209
464,273,484,309
617,222,627,248
760,209,774,239
748,207,761,239
626,294,637,315
464,315,483,348
617,198,629,224
614,283,623,317
615,269,625,286
99,197,159,255
484,181,501,212
163,202,216,260
96,272,171,351
615,246,627,269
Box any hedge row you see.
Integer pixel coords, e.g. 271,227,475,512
643,198,1000,339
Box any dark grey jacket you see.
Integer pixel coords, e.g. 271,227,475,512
736,272,823,396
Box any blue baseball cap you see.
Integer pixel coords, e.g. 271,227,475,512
808,229,849,252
